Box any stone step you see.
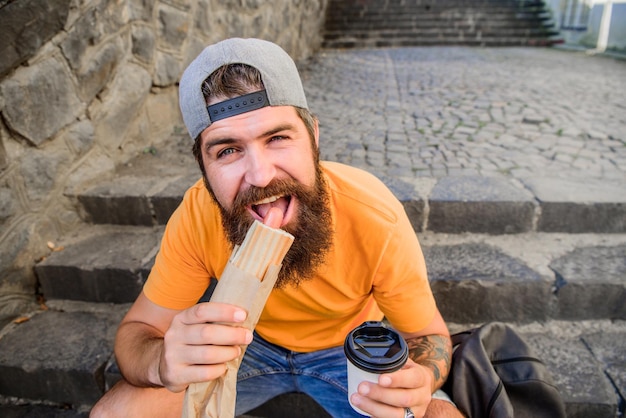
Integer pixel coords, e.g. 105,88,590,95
324,8,551,25
325,19,555,32
323,30,559,46
67,124,625,236
324,0,548,12
35,225,164,304
421,232,626,323
323,29,561,48
324,36,561,49
0,305,623,417
326,0,535,12
70,161,626,235
33,223,626,323
324,22,555,40
323,0,561,48
324,27,558,39
325,11,550,25
0,302,126,415
65,132,198,227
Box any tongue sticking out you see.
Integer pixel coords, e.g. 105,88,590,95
263,206,284,229
254,197,289,228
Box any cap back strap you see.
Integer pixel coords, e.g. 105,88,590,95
207,90,269,123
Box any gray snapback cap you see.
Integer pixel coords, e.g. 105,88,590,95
179,38,309,140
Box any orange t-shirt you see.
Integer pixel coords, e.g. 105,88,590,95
143,161,436,352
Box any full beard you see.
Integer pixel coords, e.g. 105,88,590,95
204,165,333,289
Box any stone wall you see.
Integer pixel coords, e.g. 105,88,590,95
0,0,328,321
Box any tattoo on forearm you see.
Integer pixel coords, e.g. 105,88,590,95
406,335,452,387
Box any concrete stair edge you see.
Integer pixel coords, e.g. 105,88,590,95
72,172,626,234
33,223,626,321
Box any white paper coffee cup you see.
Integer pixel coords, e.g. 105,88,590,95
344,321,408,416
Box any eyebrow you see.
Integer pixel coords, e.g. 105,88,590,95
263,123,296,138
204,137,236,153
204,123,297,153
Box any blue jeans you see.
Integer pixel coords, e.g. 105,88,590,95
235,332,363,417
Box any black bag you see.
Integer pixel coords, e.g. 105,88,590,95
443,322,566,418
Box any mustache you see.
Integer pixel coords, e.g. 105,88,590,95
232,178,307,209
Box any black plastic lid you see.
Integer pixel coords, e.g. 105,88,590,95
344,321,408,373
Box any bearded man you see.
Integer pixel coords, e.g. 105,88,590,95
91,38,463,418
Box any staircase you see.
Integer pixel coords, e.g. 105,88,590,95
323,0,563,48
1,49,625,418
0,129,624,417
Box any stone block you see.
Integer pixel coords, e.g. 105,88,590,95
542,202,625,233
0,185,16,223
0,132,6,171
428,176,536,234
35,226,162,303
157,3,190,50
60,7,101,69
143,87,184,140
0,0,71,77
92,63,151,153
77,176,159,226
19,144,72,205
64,152,115,195
127,0,155,21
582,332,626,403
151,173,199,225
522,177,626,233
131,25,155,63
424,243,552,323
61,0,126,69
522,332,617,418
0,55,83,146
154,50,181,87
550,244,626,320
63,120,95,156
75,40,124,103
0,221,34,276
0,310,120,405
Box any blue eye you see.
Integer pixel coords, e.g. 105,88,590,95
217,148,236,158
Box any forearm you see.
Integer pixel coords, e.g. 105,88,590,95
406,334,452,392
114,321,165,388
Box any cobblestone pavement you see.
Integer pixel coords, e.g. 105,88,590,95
300,47,626,182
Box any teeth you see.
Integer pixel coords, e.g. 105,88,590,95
254,195,281,205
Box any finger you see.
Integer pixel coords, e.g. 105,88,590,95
164,363,229,392
183,322,253,346
186,363,230,383
159,341,243,391
357,381,421,411
350,391,405,418
179,302,248,325
182,343,242,366
379,361,427,389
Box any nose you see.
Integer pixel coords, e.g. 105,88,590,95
244,147,276,188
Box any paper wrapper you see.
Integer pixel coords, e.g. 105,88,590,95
181,221,294,418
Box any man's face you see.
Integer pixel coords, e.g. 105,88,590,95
200,105,318,227
199,105,332,287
